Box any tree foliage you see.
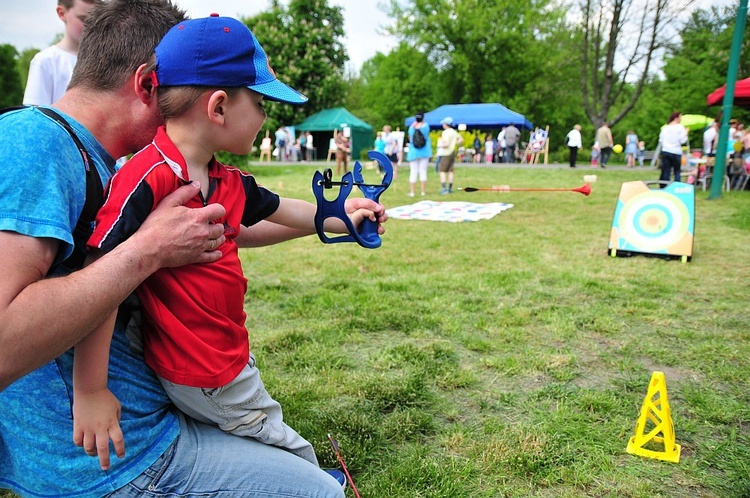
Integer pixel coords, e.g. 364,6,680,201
242,0,347,130
0,45,23,108
578,0,693,129
345,43,442,130
385,0,569,105
613,4,750,149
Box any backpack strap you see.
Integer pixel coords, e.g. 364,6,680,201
0,106,104,272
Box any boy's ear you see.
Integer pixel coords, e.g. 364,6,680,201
207,90,228,125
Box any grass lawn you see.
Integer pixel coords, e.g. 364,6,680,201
3,162,749,497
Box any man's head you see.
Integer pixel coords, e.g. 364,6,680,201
440,117,454,128
415,113,424,123
69,0,187,92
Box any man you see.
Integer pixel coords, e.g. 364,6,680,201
275,125,288,161
595,122,614,168
0,1,383,495
565,124,583,168
703,121,719,157
504,124,520,163
436,117,462,194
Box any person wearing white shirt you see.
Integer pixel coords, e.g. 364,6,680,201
497,128,506,163
23,0,98,105
703,122,718,156
565,124,583,168
658,112,688,187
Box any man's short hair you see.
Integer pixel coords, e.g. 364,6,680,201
69,0,186,91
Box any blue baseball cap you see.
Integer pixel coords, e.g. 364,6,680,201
154,14,307,105
440,117,454,125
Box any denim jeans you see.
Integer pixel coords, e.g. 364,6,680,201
107,412,344,497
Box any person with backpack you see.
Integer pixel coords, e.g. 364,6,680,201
406,112,432,197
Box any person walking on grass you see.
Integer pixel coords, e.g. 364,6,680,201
658,112,688,187
565,124,582,168
595,122,614,168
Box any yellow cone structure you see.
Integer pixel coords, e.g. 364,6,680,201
626,371,681,463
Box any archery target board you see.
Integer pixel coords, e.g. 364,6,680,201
608,181,694,262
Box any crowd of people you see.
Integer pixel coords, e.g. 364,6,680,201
466,126,522,164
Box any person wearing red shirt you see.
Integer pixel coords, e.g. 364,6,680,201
74,15,385,478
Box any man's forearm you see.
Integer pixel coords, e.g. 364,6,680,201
0,234,162,391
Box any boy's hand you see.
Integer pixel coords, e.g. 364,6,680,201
73,389,125,470
344,198,388,235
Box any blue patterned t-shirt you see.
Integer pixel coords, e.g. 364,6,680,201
0,107,179,497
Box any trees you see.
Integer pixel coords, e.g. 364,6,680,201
242,0,347,129
345,44,442,129
384,0,568,105
0,45,23,108
660,5,750,117
578,0,693,129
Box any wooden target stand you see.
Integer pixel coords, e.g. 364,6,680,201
608,180,695,263
522,125,550,165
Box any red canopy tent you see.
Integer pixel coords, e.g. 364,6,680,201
706,76,750,106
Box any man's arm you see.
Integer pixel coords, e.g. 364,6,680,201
0,183,226,391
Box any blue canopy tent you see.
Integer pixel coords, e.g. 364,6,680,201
404,103,533,130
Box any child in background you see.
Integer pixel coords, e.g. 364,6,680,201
591,141,600,168
484,134,495,163
72,16,383,483
637,140,646,167
24,0,100,105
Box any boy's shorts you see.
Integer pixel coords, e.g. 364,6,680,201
438,153,456,172
158,354,317,465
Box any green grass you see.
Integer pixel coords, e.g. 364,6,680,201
4,163,750,497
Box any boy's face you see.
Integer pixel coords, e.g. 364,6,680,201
223,88,267,155
58,0,96,44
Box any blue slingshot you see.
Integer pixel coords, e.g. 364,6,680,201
312,150,392,249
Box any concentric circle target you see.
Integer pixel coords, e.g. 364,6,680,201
617,190,689,252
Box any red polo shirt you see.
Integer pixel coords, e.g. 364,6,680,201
88,127,280,387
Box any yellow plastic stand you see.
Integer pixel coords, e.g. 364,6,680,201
626,371,681,463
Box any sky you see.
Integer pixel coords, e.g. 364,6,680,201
0,0,398,73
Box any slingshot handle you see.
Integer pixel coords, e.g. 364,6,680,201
312,150,392,249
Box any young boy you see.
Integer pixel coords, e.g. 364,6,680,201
72,15,379,476
23,0,100,105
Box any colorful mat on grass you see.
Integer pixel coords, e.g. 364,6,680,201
386,201,514,223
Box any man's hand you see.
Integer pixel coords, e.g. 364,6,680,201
73,388,125,470
128,182,227,270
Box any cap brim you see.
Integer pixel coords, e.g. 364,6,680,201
250,79,307,104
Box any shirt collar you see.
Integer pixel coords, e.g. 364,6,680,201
151,126,227,181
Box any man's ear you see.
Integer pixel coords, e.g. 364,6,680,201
207,90,228,125
134,63,157,104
